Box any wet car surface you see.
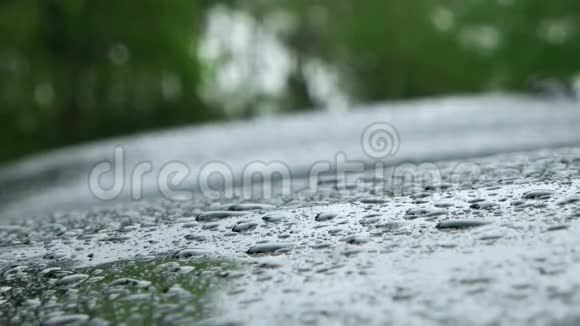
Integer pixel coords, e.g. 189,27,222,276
1,95,580,325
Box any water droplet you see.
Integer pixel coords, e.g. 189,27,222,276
469,201,498,210
340,235,369,245
262,213,287,223
197,211,248,222
228,203,275,211
522,189,554,200
315,212,337,222
360,217,380,225
41,314,89,326
436,219,490,229
184,234,206,241
405,208,430,219
109,278,151,288
39,267,70,278
480,234,503,240
172,248,210,259
411,192,431,199
556,197,580,206
55,274,89,287
232,222,259,233
247,242,292,255
546,224,569,232
359,197,387,204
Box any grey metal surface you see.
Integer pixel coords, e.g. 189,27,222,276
1,94,580,325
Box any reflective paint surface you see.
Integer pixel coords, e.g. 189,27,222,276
1,94,580,324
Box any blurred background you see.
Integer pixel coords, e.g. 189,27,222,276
1,0,580,164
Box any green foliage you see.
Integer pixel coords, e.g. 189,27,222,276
271,0,580,101
0,0,217,163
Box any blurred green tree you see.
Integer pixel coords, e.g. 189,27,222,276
0,0,218,163
268,0,580,102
